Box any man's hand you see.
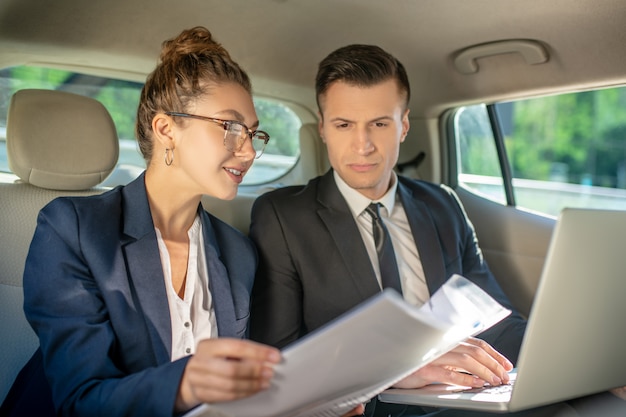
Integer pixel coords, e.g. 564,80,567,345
393,337,513,389
176,338,281,412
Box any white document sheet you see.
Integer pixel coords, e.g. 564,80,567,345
185,274,511,417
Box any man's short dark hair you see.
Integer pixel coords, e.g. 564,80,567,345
315,44,411,112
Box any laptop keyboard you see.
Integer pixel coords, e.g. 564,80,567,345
463,383,514,395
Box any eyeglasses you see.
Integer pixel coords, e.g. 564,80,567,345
165,111,270,159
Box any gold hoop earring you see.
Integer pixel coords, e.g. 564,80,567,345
165,148,174,166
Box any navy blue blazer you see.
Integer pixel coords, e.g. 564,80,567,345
249,170,526,363
15,173,256,416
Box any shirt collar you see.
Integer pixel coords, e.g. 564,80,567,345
333,170,398,217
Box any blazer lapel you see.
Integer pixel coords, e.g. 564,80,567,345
121,174,172,363
198,209,238,338
316,171,381,299
397,182,447,293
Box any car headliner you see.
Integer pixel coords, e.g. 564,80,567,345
1,0,626,117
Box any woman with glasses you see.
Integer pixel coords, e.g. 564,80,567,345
6,26,364,417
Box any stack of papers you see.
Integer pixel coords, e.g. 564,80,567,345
185,274,511,417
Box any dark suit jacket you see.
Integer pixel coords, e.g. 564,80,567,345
249,170,526,364
6,173,256,417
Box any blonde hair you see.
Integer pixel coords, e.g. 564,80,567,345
136,26,251,162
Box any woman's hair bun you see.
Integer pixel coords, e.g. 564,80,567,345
159,26,230,66
135,25,251,162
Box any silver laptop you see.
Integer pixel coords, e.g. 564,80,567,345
379,208,626,412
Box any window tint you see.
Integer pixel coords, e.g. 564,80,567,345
0,65,301,185
453,87,626,217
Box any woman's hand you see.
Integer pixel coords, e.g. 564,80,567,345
393,337,513,389
176,338,281,412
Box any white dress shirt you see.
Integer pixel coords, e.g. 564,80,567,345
334,171,430,306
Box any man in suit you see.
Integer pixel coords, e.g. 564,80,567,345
248,44,530,416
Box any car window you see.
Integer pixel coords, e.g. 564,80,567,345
452,87,626,217
453,104,507,204
0,65,301,185
0,65,145,175
249,97,301,185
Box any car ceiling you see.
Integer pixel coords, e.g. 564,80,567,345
1,0,626,117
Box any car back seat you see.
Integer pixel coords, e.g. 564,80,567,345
0,89,118,403
298,122,330,180
201,194,257,235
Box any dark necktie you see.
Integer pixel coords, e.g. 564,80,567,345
365,203,403,294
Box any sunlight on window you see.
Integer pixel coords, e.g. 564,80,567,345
454,87,626,216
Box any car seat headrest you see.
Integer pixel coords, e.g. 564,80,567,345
6,89,119,190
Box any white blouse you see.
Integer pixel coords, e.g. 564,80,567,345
155,214,217,361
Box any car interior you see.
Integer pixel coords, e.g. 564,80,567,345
1,0,626,410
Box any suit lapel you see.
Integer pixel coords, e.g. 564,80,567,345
397,182,447,293
121,174,172,363
316,171,381,299
199,209,237,338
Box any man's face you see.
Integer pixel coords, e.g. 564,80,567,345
318,79,409,201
